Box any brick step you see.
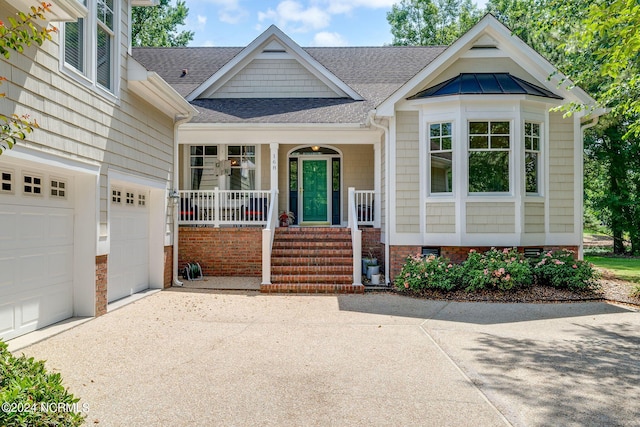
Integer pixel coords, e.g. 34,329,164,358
271,248,352,258
261,283,365,294
275,227,348,234
273,241,352,250
272,264,352,275
271,257,352,266
271,274,353,284
275,232,351,240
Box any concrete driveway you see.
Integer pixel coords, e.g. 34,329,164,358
11,290,640,426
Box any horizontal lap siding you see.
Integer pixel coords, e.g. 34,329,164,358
395,111,420,233
525,202,545,233
426,203,455,233
548,112,575,233
212,59,338,98
466,202,515,233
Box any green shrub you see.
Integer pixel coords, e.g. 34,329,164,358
459,247,533,291
0,340,85,426
532,249,601,290
395,253,460,291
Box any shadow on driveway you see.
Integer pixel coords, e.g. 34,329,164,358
337,293,634,325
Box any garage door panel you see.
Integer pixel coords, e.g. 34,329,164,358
0,304,15,336
108,202,150,303
0,202,74,341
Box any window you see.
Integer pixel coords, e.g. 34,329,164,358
468,121,510,193
96,0,114,90
525,122,541,194
138,193,146,207
1,171,13,193
63,0,118,93
190,145,218,190
228,145,256,190
51,179,67,198
428,122,453,194
125,191,135,205
112,188,122,204
23,174,43,195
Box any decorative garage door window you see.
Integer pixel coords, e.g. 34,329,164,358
23,173,43,196
50,179,67,198
1,170,13,193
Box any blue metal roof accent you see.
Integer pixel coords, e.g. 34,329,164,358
408,73,563,100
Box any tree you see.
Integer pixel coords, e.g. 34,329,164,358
0,3,56,154
131,0,194,47
387,0,482,46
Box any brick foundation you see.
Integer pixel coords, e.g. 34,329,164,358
95,255,108,317
389,245,580,283
361,227,384,272
164,246,173,288
179,227,262,276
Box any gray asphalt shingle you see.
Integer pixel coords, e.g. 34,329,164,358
132,45,447,124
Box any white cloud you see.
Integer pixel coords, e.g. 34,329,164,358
258,1,331,33
198,0,247,24
316,0,396,14
311,31,348,46
197,14,207,25
203,40,216,47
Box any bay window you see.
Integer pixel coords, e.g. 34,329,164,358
468,121,510,193
524,122,541,194
428,122,453,194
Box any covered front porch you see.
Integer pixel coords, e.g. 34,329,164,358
174,130,384,291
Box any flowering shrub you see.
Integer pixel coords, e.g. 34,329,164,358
532,250,600,290
459,248,533,291
395,253,460,291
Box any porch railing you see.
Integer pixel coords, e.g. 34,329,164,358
177,189,272,227
348,187,363,286
355,190,375,226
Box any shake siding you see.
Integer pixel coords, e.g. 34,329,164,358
212,59,339,98
466,202,515,233
524,202,545,233
1,0,174,229
426,203,455,233
548,112,575,233
395,111,420,233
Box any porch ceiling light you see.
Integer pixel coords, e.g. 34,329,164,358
311,145,320,151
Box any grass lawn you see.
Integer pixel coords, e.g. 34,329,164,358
584,254,640,284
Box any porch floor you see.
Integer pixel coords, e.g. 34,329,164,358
181,277,260,291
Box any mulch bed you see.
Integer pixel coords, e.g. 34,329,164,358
385,277,640,308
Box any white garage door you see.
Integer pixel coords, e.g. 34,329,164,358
108,188,150,302
0,169,74,341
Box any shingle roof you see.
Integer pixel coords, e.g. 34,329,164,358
132,46,447,124
408,73,563,100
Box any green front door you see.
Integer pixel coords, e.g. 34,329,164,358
301,159,328,222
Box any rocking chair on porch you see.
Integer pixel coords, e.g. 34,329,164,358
242,197,268,221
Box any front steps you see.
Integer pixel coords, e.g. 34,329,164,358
261,227,364,294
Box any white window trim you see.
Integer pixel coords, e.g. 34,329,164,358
426,120,455,197
60,0,121,101
467,119,514,197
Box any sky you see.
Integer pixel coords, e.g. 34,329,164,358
182,0,489,47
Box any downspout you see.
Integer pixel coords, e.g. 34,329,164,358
172,113,193,286
367,110,391,285
578,115,600,260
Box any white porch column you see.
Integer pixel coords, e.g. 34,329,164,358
270,143,279,193
374,141,382,228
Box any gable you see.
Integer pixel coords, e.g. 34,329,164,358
377,14,599,118
201,57,343,99
188,26,362,102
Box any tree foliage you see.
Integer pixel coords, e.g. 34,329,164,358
0,3,56,154
131,0,194,47
387,0,482,46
